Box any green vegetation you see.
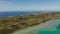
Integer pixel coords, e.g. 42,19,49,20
0,12,60,34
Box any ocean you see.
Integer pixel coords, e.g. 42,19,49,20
0,11,35,18
0,11,60,34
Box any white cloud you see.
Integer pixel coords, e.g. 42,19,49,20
0,0,12,5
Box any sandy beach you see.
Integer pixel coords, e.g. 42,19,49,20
12,20,56,34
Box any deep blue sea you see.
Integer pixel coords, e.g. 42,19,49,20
0,11,60,34
0,11,35,18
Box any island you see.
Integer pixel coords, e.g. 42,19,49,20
0,12,60,34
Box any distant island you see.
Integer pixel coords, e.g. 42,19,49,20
0,12,60,34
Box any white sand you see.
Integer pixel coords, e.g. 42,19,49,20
12,21,56,34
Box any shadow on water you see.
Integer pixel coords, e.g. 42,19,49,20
56,24,60,29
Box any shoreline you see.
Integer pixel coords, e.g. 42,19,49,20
12,20,56,34
0,12,60,34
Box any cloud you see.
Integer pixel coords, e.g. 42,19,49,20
0,0,12,5
0,0,14,11
0,0,60,11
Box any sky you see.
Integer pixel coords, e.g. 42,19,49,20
0,0,60,11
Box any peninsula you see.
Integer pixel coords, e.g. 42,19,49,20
0,12,60,34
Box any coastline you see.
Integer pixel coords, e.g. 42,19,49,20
12,20,56,34
0,12,60,34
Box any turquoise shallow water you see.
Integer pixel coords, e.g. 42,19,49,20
12,19,60,34
28,30,60,34
28,19,60,34
39,30,60,34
